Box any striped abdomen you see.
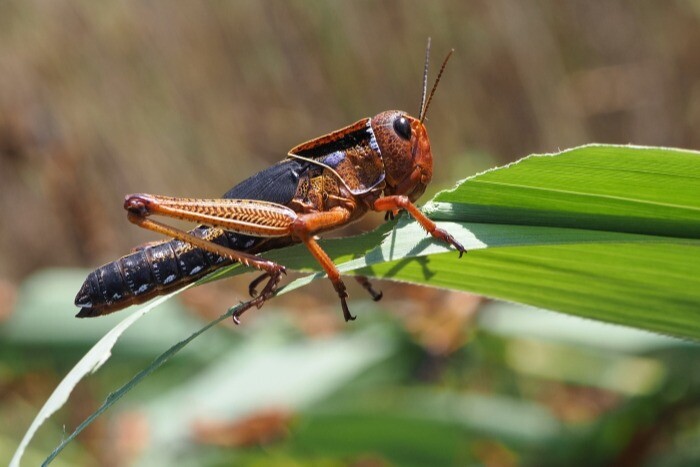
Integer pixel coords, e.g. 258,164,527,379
74,227,265,317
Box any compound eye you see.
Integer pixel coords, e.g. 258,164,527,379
393,116,412,140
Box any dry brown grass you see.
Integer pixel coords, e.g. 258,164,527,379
1,1,699,280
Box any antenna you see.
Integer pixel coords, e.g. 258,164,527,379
418,37,431,121
419,43,454,123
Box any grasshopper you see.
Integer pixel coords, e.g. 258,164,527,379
75,41,465,323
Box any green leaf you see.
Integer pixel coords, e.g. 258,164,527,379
260,144,700,339
10,288,192,467
429,144,700,237
16,144,700,466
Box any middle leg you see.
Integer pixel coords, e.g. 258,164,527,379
288,208,358,322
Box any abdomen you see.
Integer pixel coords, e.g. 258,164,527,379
74,227,263,317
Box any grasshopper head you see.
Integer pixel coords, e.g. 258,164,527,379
371,43,452,202
371,110,432,202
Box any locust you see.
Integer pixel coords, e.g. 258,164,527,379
74,41,465,323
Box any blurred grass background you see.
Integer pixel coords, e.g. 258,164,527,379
2,1,700,466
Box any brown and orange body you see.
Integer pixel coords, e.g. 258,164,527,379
75,43,464,323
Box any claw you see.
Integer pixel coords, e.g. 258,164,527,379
231,267,285,324
232,300,250,325
433,227,467,257
331,279,356,322
248,272,270,298
341,297,356,322
354,275,383,301
453,238,467,257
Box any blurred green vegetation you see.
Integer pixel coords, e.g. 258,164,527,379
2,1,700,466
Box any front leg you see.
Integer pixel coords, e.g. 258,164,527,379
373,195,466,257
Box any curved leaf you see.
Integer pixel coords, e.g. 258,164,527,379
16,144,700,466
269,144,700,339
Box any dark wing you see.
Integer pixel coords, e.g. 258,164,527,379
288,118,385,195
290,118,375,159
222,159,307,205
